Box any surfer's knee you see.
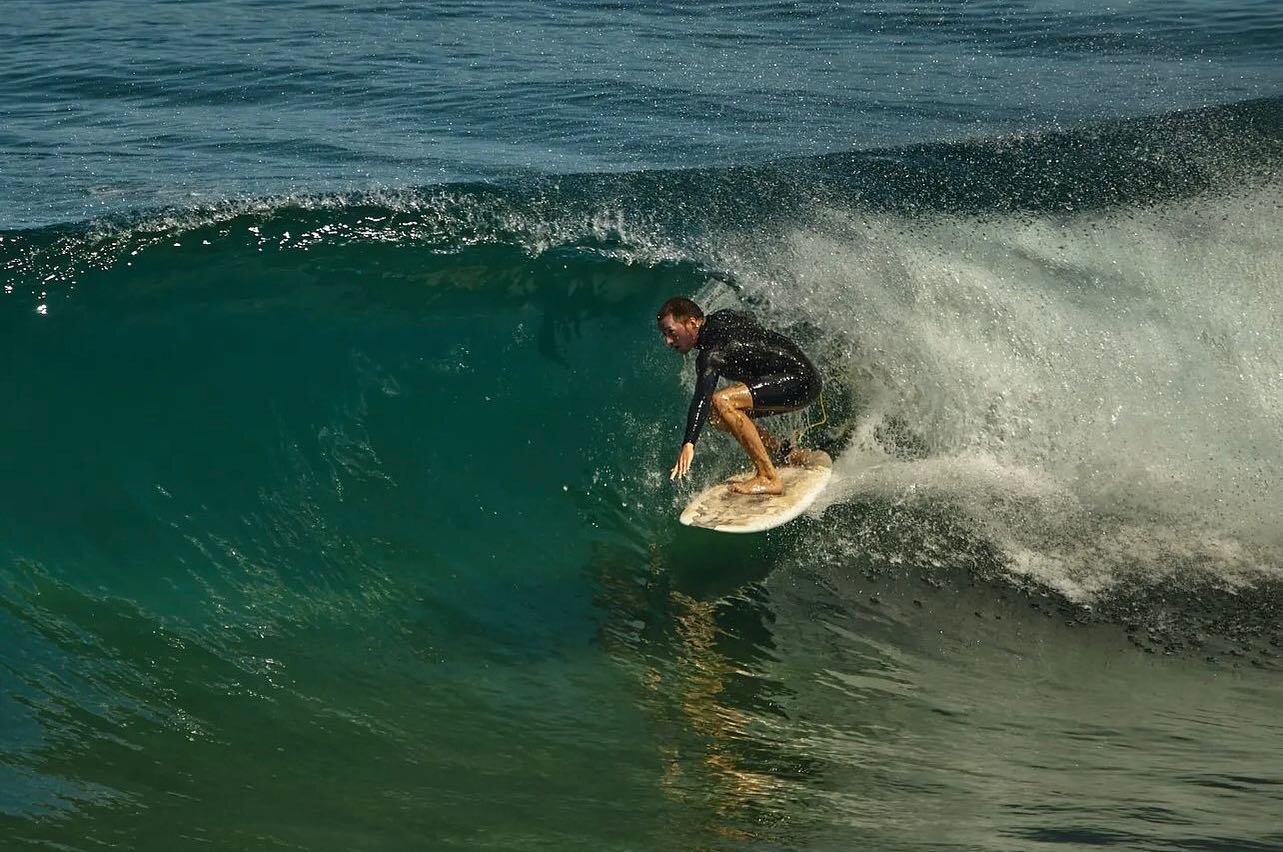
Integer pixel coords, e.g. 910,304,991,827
711,388,743,420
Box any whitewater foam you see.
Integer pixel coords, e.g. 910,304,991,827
732,185,1283,600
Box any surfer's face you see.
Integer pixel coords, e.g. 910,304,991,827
658,314,701,354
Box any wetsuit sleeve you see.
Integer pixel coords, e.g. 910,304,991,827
682,349,719,446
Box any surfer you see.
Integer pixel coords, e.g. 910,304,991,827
657,296,821,495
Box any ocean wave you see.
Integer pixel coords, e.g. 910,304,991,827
2,96,1281,613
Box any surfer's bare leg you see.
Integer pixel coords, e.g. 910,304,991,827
711,384,783,495
711,409,779,448
712,407,785,452
714,401,792,460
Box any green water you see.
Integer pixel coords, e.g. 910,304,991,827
4,100,1283,848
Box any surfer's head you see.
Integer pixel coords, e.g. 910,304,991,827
657,296,704,354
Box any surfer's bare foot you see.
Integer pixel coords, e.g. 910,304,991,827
729,475,784,495
785,448,821,466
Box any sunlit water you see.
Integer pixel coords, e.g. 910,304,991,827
2,1,1282,849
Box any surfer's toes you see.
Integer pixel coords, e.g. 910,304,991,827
730,476,784,495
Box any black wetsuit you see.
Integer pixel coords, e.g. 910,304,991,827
682,309,821,446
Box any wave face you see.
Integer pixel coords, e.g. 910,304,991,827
2,98,1283,846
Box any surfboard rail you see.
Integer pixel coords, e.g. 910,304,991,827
679,450,832,533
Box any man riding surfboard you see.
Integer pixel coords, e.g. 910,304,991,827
657,296,822,495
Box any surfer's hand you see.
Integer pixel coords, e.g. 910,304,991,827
670,443,695,480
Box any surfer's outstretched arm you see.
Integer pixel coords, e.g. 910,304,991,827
672,351,718,479
682,351,719,446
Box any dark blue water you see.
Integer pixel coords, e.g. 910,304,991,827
3,2,1283,849
4,0,1280,227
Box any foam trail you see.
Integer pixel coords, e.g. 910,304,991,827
743,185,1283,600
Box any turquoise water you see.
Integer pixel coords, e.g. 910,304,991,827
3,2,1283,849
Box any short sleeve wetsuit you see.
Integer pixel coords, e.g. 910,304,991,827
682,309,822,446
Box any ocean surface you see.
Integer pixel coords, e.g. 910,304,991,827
3,1,1283,849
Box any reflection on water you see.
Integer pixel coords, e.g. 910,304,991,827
589,512,1283,850
590,527,820,846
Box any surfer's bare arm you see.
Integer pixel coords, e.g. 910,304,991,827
672,351,718,480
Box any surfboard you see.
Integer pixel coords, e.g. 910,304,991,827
679,450,832,533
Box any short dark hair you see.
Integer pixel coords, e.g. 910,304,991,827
657,296,703,324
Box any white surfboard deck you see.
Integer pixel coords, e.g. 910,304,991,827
679,450,832,533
